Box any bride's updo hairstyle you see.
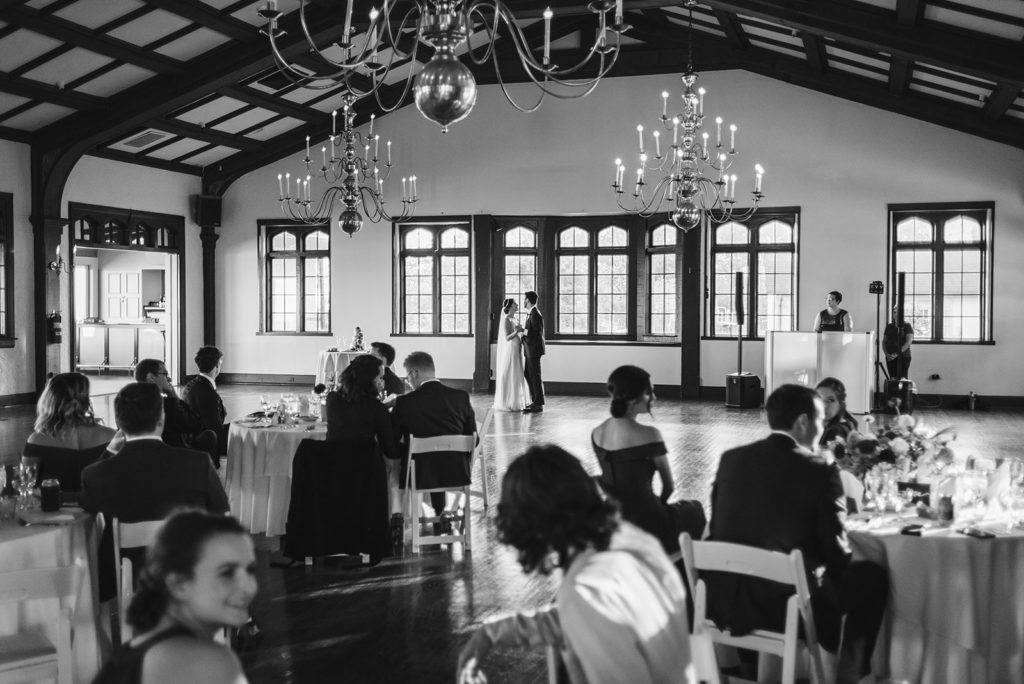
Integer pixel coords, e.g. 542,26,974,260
128,509,248,633
502,298,515,314
607,365,653,418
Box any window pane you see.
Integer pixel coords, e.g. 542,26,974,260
272,231,297,251
758,220,792,245
595,253,628,335
269,255,298,332
303,256,330,331
440,227,469,249
651,224,676,247
504,254,537,313
715,222,748,245
943,216,982,244
305,230,329,251
558,255,589,333
713,253,749,336
559,226,589,248
404,227,434,250
756,252,795,336
597,225,627,248
403,256,433,333
439,255,470,333
504,226,536,249
895,217,932,243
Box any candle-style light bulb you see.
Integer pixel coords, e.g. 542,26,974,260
729,124,737,153
661,91,669,117
543,8,553,66
653,130,661,158
637,124,644,153
277,173,283,197
698,87,705,116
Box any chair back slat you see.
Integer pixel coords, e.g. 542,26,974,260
409,435,475,455
116,519,163,550
689,539,800,586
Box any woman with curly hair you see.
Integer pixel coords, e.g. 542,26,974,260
92,509,256,684
324,354,399,460
456,445,695,684
24,372,116,490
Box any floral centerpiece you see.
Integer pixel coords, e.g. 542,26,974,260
826,409,957,483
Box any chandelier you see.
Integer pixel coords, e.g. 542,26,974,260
611,1,764,232
258,0,629,133
275,94,417,236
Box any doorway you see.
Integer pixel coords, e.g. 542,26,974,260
68,203,186,392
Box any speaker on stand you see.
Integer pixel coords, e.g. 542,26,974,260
725,271,761,408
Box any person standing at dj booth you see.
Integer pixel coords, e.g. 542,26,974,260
883,305,915,380
813,290,853,332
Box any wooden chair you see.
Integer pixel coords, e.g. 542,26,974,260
469,407,494,509
0,563,82,684
406,434,476,553
679,533,826,684
113,518,163,645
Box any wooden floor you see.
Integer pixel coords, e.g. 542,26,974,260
1,385,1022,683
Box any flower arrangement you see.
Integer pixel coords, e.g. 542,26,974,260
827,412,957,482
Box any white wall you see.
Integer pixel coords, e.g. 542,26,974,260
0,139,35,396
219,71,1024,394
62,156,203,377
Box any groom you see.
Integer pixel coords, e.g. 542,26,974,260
522,291,545,413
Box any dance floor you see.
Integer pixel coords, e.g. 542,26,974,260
0,385,1021,683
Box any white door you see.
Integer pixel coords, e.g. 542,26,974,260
102,271,141,321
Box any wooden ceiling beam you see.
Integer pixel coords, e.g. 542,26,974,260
153,118,261,152
0,6,181,74
220,85,322,124
144,0,254,41
0,70,105,108
86,148,202,176
712,8,749,50
702,0,1024,87
896,0,924,26
889,56,912,96
801,34,827,76
984,84,1020,121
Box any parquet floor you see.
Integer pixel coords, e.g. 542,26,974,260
1,386,1021,683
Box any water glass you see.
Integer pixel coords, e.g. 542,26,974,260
259,394,271,413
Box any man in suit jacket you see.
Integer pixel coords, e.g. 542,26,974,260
181,345,229,466
80,382,229,600
392,351,476,518
522,290,545,413
135,358,218,459
708,384,887,684
370,341,406,398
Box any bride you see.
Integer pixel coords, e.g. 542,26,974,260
494,298,530,411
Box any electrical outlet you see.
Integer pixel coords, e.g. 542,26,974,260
929,373,941,380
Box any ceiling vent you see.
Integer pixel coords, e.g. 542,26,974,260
121,128,172,150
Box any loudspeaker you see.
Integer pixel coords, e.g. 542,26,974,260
735,271,744,323
194,194,222,227
725,372,761,408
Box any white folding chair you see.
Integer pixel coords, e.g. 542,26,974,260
469,407,494,508
113,518,164,645
0,563,82,684
679,533,826,684
406,434,476,553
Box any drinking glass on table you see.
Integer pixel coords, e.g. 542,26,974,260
259,394,271,413
14,463,36,511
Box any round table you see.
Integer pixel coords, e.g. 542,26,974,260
0,510,104,683
225,421,327,536
849,516,1024,683
315,349,367,386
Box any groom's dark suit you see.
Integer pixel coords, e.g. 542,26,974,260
523,306,545,407
708,433,887,683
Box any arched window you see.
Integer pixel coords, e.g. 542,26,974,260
102,220,127,245
502,225,537,318
555,221,629,335
261,224,331,333
398,223,471,334
647,224,677,336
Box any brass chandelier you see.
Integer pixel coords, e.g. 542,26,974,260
612,0,764,232
275,94,417,236
258,0,630,132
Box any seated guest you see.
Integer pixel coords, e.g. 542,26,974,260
457,445,696,684
816,376,858,447
392,352,476,519
24,372,115,491
369,341,406,397
92,509,256,684
81,382,229,601
591,365,705,554
181,346,228,468
325,354,400,462
708,384,887,684
136,358,218,460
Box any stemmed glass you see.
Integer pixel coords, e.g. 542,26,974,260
259,394,271,413
15,462,37,511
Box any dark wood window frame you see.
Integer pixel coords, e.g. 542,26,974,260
393,219,474,337
703,207,801,341
257,220,332,336
0,192,13,347
888,202,994,345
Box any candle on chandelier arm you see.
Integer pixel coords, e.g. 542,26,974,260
402,177,408,201
330,136,335,162
412,176,417,198
729,124,736,153
730,174,738,200
701,132,709,159
332,110,337,138
277,173,283,198
615,0,622,24
343,0,353,43
305,135,311,160
698,87,705,116
715,117,722,147
387,140,392,165
634,168,642,195
543,8,552,66
653,131,661,158
672,117,679,145
374,135,380,161
755,164,764,193
613,158,621,187
378,178,383,194
285,172,291,198
618,164,625,189
637,124,644,153
369,113,375,140
661,91,669,118
369,9,380,59
321,146,327,169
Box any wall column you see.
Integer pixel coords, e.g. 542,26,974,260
199,224,219,345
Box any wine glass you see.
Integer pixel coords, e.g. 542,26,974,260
15,463,36,511
259,394,271,413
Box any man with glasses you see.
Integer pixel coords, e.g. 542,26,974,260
136,358,218,465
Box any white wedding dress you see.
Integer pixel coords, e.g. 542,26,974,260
494,315,530,411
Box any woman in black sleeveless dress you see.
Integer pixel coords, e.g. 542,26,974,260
813,290,852,332
591,366,705,553
92,510,256,684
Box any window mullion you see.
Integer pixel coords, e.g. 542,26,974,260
296,250,306,333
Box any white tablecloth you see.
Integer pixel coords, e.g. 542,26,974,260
225,421,327,536
315,350,366,386
0,511,104,683
850,519,1024,683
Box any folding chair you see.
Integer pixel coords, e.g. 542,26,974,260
113,518,163,645
469,407,494,508
679,533,826,684
0,563,82,684
406,434,476,553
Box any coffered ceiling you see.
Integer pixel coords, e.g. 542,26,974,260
0,0,1021,195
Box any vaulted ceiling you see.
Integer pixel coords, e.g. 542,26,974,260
1,0,1021,197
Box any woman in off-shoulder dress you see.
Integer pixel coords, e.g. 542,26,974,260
493,298,530,412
